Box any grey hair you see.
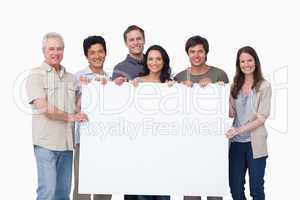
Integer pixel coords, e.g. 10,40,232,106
42,32,64,51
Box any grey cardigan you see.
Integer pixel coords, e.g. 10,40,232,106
229,80,272,159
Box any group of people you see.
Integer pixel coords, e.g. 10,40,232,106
26,25,272,200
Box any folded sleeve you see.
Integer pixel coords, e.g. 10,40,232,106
26,69,46,104
256,81,272,119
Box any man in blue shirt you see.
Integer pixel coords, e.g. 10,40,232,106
112,25,146,200
112,25,145,84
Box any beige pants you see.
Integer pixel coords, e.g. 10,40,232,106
73,144,112,200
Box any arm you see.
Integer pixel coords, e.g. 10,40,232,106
26,70,87,122
174,72,193,87
229,94,236,118
239,115,266,132
241,82,272,133
112,65,127,83
225,116,266,139
226,82,272,139
111,66,119,81
113,76,127,86
131,77,142,87
221,70,229,84
75,95,81,113
32,97,87,122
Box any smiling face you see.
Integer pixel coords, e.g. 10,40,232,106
43,37,64,68
86,43,106,69
187,44,207,68
147,50,164,73
125,30,145,57
239,52,256,75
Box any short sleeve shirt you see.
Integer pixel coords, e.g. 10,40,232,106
174,66,229,84
26,62,77,151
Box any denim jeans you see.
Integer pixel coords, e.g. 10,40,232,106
229,142,267,200
34,145,73,200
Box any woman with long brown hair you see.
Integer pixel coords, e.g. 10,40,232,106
225,46,272,200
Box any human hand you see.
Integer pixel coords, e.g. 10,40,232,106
165,80,175,87
80,76,91,85
225,127,239,139
217,81,225,86
198,78,212,87
182,80,193,87
95,75,108,85
70,112,88,122
114,76,127,86
131,78,140,87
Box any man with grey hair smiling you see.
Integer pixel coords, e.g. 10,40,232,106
26,32,88,200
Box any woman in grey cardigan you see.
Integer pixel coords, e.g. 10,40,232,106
225,46,272,200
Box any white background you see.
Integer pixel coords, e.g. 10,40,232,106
0,0,298,199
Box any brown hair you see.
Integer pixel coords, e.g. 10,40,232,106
231,46,264,99
123,25,145,42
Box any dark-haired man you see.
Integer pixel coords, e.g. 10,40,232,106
73,35,112,200
175,35,228,200
175,35,228,86
112,24,149,200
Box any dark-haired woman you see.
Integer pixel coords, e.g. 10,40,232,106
225,46,272,200
133,44,172,84
132,44,171,200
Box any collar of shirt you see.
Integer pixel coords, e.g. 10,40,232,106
41,62,66,78
79,66,110,81
81,66,95,76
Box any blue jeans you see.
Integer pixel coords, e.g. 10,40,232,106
34,145,73,200
229,142,267,200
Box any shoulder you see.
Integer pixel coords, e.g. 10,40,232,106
210,66,227,75
210,66,229,82
174,69,188,81
75,68,86,76
260,79,271,88
175,69,188,77
258,79,271,92
114,58,128,69
74,68,88,79
64,70,77,84
29,64,47,74
27,65,47,83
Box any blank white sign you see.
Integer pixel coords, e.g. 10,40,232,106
79,82,231,196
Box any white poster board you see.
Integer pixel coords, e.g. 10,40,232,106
79,82,231,196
